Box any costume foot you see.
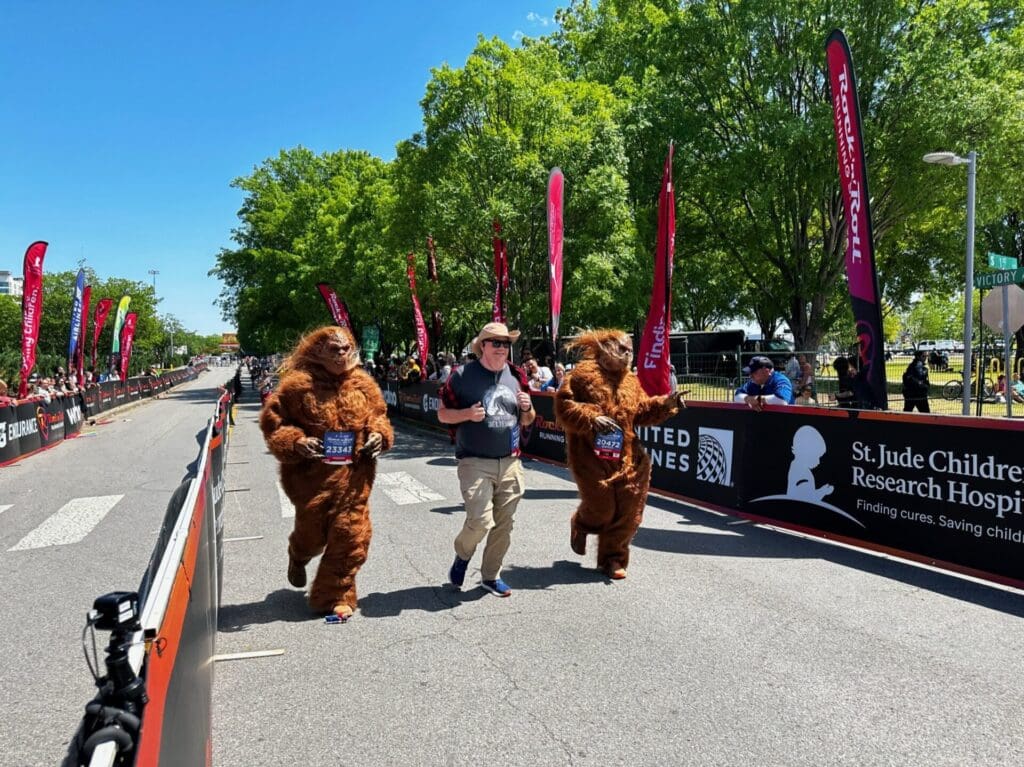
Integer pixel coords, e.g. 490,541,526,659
603,562,627,579
570,524,587,556
332,604,354,621
287,559,307,588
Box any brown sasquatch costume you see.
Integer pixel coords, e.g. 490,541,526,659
554,330,684,579
260,326,394,619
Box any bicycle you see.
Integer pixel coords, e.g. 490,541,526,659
941,375,996,402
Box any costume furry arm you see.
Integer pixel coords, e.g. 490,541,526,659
260,371,316,463
554,365,604,434
634,392,681,427
355,371,394,451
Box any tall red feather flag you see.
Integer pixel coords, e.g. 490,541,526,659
18,241,48,398
427,236,438,282
407,253,429,379
316,282,352,329
491,219,508,322
637,143,675,396
91,298,114,370
548,168,564,346
826,30,888,409
119,312,138,380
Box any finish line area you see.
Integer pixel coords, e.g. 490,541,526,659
210,391,1024,766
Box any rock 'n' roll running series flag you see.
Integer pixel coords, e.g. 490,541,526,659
548,168,564,346
68,269,86,367
407,252,429,380
77,285,92,385
826,29,888,409
119,312,138,380
316,282,352,329
91,297,114,369
491,219,508,322
18,241,48,398
111,295,131,354
637,143,676,396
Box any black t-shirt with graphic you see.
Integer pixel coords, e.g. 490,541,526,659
447,360,522,459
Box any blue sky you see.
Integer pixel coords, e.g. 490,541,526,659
1,3,563,336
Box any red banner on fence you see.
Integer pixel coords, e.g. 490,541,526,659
637,144,675,396
18,241,47,398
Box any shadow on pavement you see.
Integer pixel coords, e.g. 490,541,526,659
635,494,1024,617
218,588,314,631
358,584,485,617
501,559,609,590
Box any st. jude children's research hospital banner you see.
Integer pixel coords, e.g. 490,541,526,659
384,379,1024,589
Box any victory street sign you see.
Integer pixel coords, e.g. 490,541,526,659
974,268,1024,290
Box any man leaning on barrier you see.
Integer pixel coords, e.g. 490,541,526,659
734,355,794,411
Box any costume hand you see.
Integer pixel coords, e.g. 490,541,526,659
466,402,486,422
360,431,384,459
516,391,533,412
672,390,689,409
296,436,324,458
594,415,622,434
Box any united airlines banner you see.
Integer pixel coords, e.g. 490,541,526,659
68,268,86,364
826,30,888,409
316,282,352,329
18,241,47,398
637,143,675,396
548,168,564,345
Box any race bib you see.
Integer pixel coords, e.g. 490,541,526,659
322,431,356,465
594,430,623,461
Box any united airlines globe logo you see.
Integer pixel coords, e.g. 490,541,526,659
696,435,726,482
696,427,734,486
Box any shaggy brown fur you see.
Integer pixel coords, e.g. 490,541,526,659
554,329,682,577
260,326,393,618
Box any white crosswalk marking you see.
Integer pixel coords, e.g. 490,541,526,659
376,471,445,506
277,482,295,518
8,495,124,551
0,505,12,516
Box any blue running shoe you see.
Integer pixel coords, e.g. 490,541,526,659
481,578,512,598
448,555,469,589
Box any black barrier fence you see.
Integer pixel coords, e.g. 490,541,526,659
382,379,1024,590
0,368,204,467
62,378,233,767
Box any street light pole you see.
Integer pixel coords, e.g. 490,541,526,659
923,150,976,416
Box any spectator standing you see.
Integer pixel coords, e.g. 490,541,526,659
734,356,794,410
784,353,801,385
541,362,566,392
901,351,931,413
832,357,858,409
794,385,817,406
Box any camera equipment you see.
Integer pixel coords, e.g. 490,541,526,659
68,592,149,765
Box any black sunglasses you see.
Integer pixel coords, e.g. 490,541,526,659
485,339,511,348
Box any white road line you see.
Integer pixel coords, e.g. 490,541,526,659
8,495,124,551
0,505,12,516
376,471,445,506
277,482,295,518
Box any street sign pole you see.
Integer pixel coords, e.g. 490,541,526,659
1004,285,1013,418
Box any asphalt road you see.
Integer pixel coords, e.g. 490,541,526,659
5,368,1024,766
